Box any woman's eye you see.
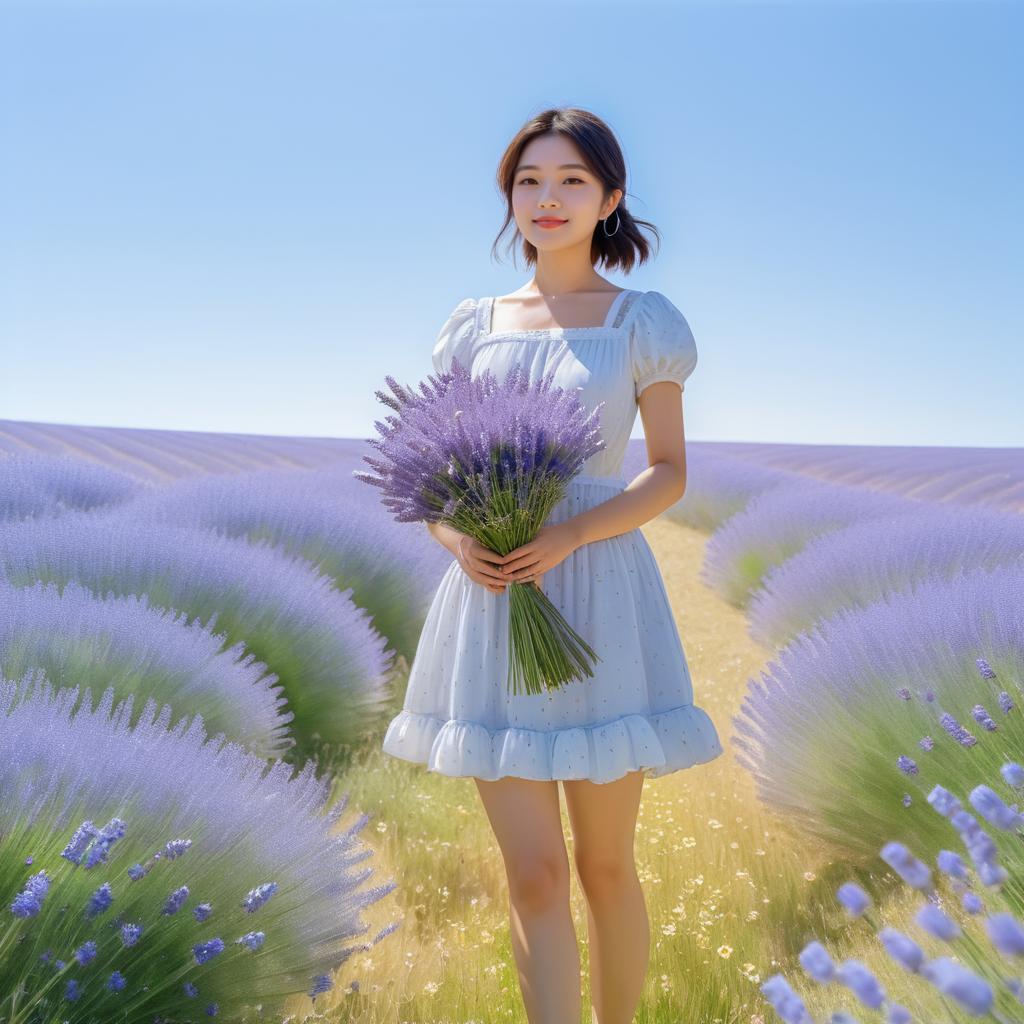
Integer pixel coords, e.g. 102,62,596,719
517,177,585,185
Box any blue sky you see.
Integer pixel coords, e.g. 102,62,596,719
1,0,1020,447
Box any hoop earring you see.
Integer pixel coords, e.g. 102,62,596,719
602,210,621,237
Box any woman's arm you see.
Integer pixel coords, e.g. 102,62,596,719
566,381,688,548
426,520,465,556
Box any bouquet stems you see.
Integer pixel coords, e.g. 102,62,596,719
506,578,599,695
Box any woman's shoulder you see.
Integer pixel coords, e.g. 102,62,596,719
431,297,480,374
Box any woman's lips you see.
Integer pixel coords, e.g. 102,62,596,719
534,219,567,229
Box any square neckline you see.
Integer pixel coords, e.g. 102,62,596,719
479,288,639,340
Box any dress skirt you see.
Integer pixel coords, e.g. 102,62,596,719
381,474,724,784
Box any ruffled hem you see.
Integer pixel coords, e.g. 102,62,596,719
381,703,724,784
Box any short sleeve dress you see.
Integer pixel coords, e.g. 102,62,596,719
381,289,725,784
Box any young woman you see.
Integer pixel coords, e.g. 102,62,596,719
382,106,724,1024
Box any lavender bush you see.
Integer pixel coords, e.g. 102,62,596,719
354,358,606,696
0,417,362,484
763,769,1024,1023
707,441,1024,515
106,463,453,663
662,448,793,532
0,510,391,767
701,477,922,607
0,670,400,1019
0,577,293,758
0,451,143,523
733,561,1024,864
747,503,1024,650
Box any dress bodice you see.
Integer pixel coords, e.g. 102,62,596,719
430,289,698,480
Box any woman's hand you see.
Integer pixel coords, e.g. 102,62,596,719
494,523,580,590
454,535,518,595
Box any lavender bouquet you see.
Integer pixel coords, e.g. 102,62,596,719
354,357,607,697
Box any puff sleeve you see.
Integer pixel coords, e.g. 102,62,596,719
431,297,477,375
629,290,699,399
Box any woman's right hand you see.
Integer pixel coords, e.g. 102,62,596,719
455,535,510,595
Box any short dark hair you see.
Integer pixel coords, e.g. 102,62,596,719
491,106,660,273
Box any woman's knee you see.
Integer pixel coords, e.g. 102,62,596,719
473,776,569,911
506,852,571,912
573,851,636,898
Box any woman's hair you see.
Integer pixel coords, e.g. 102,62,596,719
491,107,659,273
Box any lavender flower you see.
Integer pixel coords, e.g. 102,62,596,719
836,882,871,916
308,973,334,997
74,940,98,965
62,820,99,865
193,937,225,964
877,927,925,972
11,869,51,918
236,930,265,951
164,838,193,860
242,882,278,913
920,956,993,1014
121,922,143,947
194,902,213,922
107,970,126,992
85,881,113,918
162,885,190,915
354,360,608,695
127,863,147,880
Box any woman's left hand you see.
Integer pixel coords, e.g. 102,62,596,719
496,522,580,589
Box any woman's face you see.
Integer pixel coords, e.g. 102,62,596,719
511,133,620,254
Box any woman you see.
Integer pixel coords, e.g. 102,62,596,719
382,106,724,1024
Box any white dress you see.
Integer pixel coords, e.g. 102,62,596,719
381,289,725,784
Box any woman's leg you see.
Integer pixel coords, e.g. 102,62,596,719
474,775,581,1024
563,769,648,1024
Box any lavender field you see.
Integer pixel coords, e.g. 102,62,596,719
1,416,1023,1024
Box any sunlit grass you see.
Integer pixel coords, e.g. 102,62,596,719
277,516,917,1024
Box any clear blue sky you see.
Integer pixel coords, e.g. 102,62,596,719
1,0,1020,447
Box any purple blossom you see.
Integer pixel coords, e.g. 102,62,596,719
75,939,98,965
62,820,99,865
121,922,143,947
896,755,917,776
836,882,871,916
193,902,213,922
969,784,1023,830
127,863,147,880
798,940,835,982
163,838,192,860
918,735,934,751
920,956,993,1014
235,930,265,951
915,902,961,941
193,937,225,964
1002,762,1024,788
242,882,278,913
834,959,885,1009
976,657,997,679
108,970,126,992
64,978,81,1001
308,973,334,997
999,691,1015,713
971,704,997,731
881,842,932,892
986,912,1024,955
86,881,113,918
162,885,190,915
877,927,924,972
206,1003,219,1016
760,973,813,1024
11,869,51,918
83,817,127,868
184,980,199,997
935,850,968,881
